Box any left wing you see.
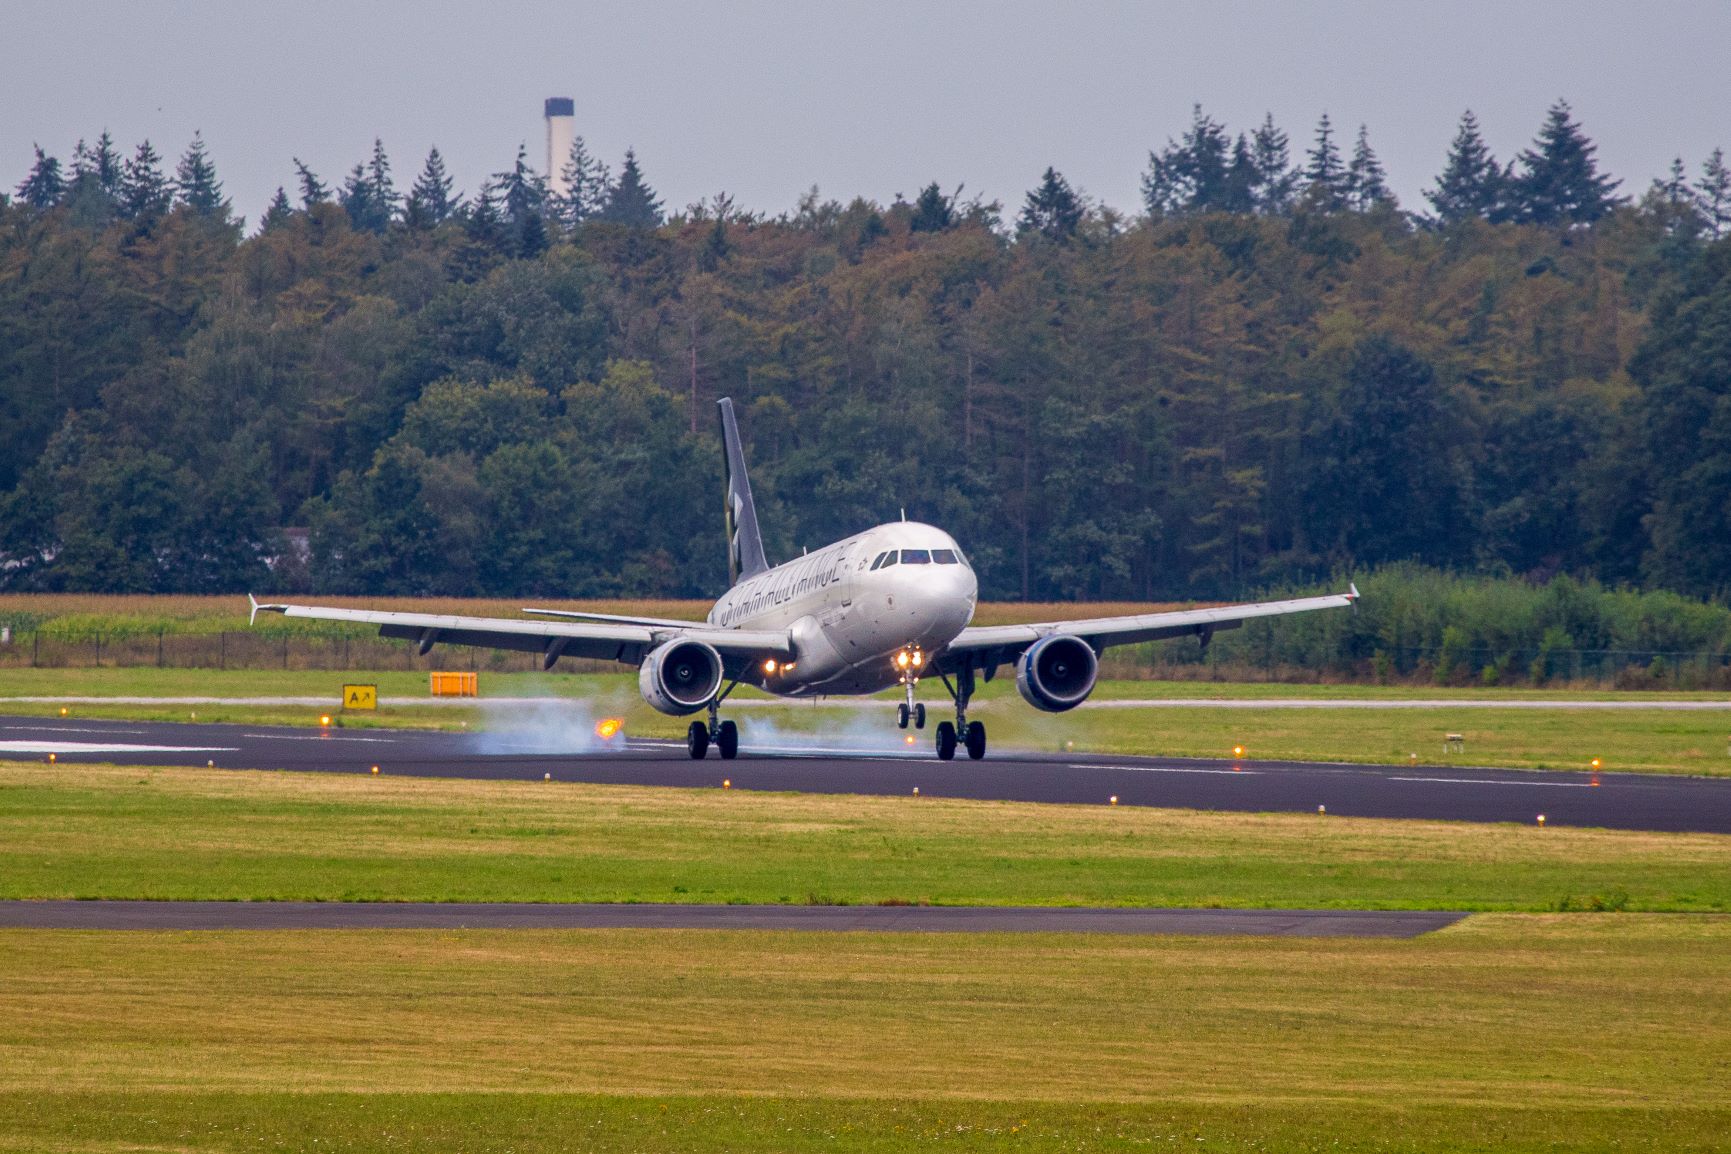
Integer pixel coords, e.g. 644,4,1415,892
250,597,792,673
938,586,1357,674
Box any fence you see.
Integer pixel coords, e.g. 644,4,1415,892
0,631,616,674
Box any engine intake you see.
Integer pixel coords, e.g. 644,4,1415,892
639,639,724,716
1015,634,1098,713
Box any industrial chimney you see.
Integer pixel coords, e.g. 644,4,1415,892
545,97,576,200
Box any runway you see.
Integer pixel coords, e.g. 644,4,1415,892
0,900,1464,937
4,714,1730,834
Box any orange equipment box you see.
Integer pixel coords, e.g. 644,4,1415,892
430,671,478,697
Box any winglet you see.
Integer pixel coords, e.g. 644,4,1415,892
1348,582,1360,601
248,593,259,626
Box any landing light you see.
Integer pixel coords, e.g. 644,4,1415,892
896,652,910,669
763,659,779,675
911,651,923,667
595,717,623,740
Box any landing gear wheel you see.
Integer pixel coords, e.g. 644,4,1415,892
717,719,739,760
964,721,987,760
935,721,957,761
914,703,927,729
686,720,710,760
897,703,910,729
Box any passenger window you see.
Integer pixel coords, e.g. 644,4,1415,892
932,549,957,564
901,549,931,564
870,551,888,570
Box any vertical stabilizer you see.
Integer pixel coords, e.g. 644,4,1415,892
718,398,770,586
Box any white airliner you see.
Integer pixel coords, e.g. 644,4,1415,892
253,398,1356,761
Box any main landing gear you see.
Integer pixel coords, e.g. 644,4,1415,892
687,682,742,760
934,663,986,761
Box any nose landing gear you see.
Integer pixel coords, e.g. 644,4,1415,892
934,663,986,761
894,647,926,730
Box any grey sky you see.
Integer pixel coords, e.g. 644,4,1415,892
7,1,1729,228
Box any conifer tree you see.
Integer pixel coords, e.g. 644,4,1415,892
1249,113,1297,214
118,140,172,220
1142,105,1233,216
1510,100,1622,226
174,132,229,217
1018,166,1083,241
404,146,457,229
339,163,380,231
293,158,329,208
1345,124,1394,210
1302,114,1345,210
909,182,955,232
1426,110,1504,225
367,138,400,226
90,131,123,196
15,146,65,208
1696,148,1730,240
600,148,664,228
261,187,294,231
494,143,549,255
552,135,610,227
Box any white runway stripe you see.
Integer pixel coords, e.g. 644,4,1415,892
0,740,237,754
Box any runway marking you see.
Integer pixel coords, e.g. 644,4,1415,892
1073,763,1262,776
237,732,399,744
0,740,237,755
0,724,150,736
1390,775,1596,788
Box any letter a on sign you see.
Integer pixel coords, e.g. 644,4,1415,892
343,684,378,711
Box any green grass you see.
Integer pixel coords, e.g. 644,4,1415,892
0,916,1727,1151
3,764,1726,910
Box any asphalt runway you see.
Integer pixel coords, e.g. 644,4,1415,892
0,900,1463,937
4,713,1730,833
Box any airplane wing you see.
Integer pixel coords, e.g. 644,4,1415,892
521,607,709,629
249,597,791,673
938,586,1357,674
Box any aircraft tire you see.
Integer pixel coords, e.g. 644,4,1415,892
935,721,957,761
717,719,739,760
897,703,910,729
914,703,927,729
964,721,987,760
686,721,710,760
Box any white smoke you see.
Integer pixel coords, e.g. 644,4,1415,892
468,689,632,756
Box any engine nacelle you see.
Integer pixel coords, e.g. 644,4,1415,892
638,639,724,716
1015,634,1099,713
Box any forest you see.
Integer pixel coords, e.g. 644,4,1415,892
2,102,1729,606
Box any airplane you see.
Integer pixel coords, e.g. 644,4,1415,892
252,397,1357,761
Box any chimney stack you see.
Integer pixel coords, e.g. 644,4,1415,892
545,97,576,200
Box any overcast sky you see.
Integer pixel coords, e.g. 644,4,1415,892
7,0,1729,228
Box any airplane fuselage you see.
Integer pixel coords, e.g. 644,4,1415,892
707,521,977,696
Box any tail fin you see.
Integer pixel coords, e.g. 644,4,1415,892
718,398,769,586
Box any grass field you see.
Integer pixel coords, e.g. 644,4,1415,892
3,763,1725,910
0,915,1727,1151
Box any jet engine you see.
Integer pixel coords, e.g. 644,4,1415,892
1015,634,1099,712
639,639,724,716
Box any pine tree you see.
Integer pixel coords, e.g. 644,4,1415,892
1142,105,1234,216
1249,113,1297,214
1426,110,1504,225
90,131,123,196
293,158,329,208
494,143,549,255
1302,114,1345,210
1696,148,1730,240
262,187,295,231
118,140,172,220
600,148,664,228
1018,167,1083,241
1344,124,1394,210
909,182,955,232
1224,134,1258,213
339,163,380,231
15,145,65,208
1510,99,1622,226
174,132,229,217
367,138,400,227
552,135,610,227
404,146,457,229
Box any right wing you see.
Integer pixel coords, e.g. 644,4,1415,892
250,597,791,673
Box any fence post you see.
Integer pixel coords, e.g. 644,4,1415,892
95,633,102,667
157,631,164,668
220,632,226,671
32,632,38,668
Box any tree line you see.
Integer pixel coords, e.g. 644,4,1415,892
2,103,1729,606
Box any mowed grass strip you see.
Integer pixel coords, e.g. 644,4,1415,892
4,1094,1726,1154
2,764,1726,910
0,918,1724,1117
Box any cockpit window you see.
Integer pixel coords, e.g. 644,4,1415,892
900,549,932,565
932,549,958,564
870,551,889,570
879,551,898,568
